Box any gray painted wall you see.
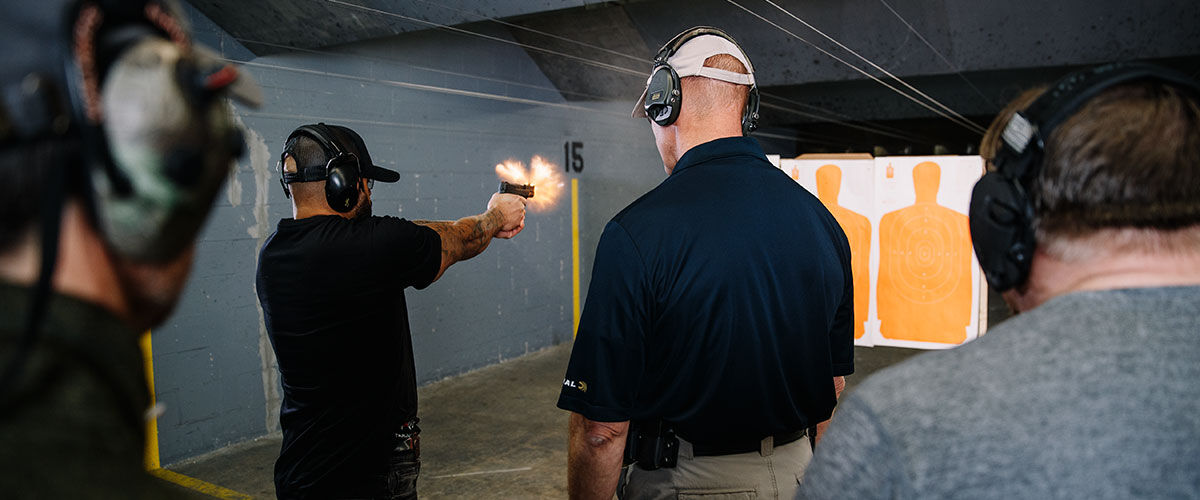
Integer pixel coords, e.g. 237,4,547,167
151,3,678,464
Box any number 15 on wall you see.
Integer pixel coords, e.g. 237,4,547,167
564,141,583,173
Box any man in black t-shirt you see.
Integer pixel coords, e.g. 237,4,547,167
557,28,854,499
256,123,526,499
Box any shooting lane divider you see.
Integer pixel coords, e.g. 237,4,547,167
139,331,254,500
572,178,581,338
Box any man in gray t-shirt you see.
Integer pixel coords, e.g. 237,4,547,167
800,64,1200,499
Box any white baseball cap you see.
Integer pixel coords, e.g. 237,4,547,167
633,34,756,118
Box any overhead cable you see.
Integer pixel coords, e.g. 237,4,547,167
407,0,922,143
400,1,937,144
326,0,645,77
230,59,630,119
875,0,996,108
755,0,986,134
727,0,981,134
242,110,646,146
236,37,615,101
759,96,935,144
406,0,648,64
327,0,933,146
282,0,943,149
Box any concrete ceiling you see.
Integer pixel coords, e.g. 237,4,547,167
189,0,1200,153
187,0,589,54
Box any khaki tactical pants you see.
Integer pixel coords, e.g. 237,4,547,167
618,435,813,499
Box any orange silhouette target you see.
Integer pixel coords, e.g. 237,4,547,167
877,161,972,344
816,165,871,339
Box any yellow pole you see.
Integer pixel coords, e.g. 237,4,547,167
571,178,581,337
139,330,160,470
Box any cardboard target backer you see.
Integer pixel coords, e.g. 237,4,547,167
778,155,986,349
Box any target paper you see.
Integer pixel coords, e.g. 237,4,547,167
873,156,985,349
779,155,986,349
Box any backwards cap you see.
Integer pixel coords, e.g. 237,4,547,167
633,33,756,118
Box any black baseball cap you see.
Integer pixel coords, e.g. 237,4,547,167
322,124,401,183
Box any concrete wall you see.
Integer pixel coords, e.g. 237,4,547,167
150,3,689,464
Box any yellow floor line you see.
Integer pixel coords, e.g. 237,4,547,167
141,334,253,499
149,468,254,499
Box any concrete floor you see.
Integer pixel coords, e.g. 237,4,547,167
171,343,924,499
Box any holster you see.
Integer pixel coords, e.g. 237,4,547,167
623,419,679,470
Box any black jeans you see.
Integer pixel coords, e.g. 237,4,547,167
384,423,421,500
384,449,420,500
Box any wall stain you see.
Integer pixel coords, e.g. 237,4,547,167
226,168,243,207
235,113,281,434
225,106,243,208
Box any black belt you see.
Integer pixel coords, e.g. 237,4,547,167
692,427,811,457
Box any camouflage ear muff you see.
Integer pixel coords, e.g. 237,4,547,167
68,0,256,262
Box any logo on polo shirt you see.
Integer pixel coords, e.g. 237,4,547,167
563,378,588,393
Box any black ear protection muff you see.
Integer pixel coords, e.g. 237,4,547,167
644,62,682,127
968,62,1200,292
642,27,761,136
743,84,761,136
280,123,362,213
63,0,252,263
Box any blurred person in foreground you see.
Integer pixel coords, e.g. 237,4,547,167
0,0,259,496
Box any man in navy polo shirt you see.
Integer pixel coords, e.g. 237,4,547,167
557,27,855,499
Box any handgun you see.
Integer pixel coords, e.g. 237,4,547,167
499,181,535,199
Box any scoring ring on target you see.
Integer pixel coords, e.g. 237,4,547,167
888,209,964,304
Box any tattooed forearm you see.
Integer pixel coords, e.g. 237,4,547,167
414,209,503,281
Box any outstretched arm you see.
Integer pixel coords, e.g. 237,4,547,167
414,193,525,282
